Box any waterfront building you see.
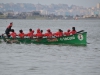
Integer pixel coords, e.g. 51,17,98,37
97,3,100,9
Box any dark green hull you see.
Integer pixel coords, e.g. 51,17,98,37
2,32,87,45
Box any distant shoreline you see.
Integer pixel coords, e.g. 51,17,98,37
0,18,100,20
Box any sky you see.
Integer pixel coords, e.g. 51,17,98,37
0,0,100,7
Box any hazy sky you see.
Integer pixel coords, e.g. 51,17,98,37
0,0,100,7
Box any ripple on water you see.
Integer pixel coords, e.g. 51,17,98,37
0,20,100,75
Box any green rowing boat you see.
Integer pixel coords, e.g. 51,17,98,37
2,31,87,46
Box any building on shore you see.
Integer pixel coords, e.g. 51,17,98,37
96,3,100,16
97,3,100,9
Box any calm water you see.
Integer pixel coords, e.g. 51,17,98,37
0,19,100,75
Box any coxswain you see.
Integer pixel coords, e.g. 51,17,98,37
44,29,52,38
26,28,34,38
9,29,17,38
64,29,71,36
5,22,13,38
71,27,76,35
18,29,25,38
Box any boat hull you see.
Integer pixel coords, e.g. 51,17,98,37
2,32,87,45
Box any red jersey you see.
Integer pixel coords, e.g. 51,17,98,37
36,29,43,38
64,32,70,36
36,33,43,38
36,32,43,38
26,31,34,38
44,32,52,38
7,23,12,28
71,30,76,35
10,32,17,38
18,33,25,38
54,32,63,37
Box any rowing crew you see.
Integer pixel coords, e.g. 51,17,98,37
4,22,76,38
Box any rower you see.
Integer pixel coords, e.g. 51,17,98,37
26,28,34,38
64,29,71,36
44,29,52,38
53,29,63,37
18,29,25,38
35,28,43,38
71,27,77,35
9,29,17,38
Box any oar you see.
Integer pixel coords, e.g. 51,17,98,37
0,33,8,42
0,34,4,38
0,35,1,38
77,30,84,33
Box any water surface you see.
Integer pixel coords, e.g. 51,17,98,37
0,19,100,75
